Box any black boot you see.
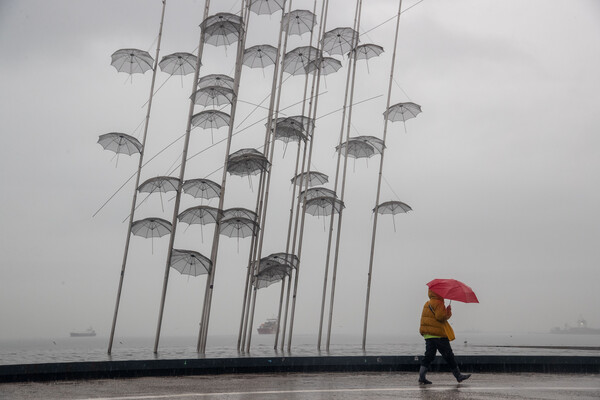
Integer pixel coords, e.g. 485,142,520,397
418,366,432,384
452,368,471,383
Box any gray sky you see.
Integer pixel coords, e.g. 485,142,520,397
0,0,599,344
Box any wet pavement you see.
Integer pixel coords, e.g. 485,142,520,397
1,371,599,400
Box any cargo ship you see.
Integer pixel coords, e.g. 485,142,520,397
257,318,278,335
551,317,600,335
70,327,96,337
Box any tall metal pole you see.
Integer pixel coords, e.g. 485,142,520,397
326,0,364,351
198,0,251,354
285,5,331,352
362,0,404,350
245,0,304,352
238,0,290,352
108,0,167,355
153,0,210,354
316,1,359,351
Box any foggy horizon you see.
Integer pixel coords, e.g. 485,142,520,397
1,0,599,349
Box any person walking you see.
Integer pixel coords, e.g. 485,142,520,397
418,289,471,384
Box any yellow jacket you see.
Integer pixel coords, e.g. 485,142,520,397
419,290,452,337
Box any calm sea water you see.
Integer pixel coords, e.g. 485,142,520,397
1,332,599,366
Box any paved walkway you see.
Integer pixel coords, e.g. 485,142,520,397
1,371,599,399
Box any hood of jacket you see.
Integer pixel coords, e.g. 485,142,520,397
428,289,443,301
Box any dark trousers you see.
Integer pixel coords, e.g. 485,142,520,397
421,338,458,370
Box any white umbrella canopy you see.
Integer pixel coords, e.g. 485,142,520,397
283,46,322,75
298,187,337,202
374,200,412,232
110,48,154,75
384,102,422,122
97,132,142,156
305,57,343,76
197,74,235,90
131,217,172,238
291,171,329,188
336,139,376,159
304,196,345,217
249,0,285,15
137,176,180,194
182,178,221,200
170,249,212,277
158,52,198,76
322,27,359,56
283,9,317,36
222,207,257,222
191,86,236,107
243,45,278,69
203,20,243,47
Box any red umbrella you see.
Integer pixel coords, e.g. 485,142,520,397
426,279,479,303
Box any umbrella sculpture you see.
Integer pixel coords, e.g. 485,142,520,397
253,253,298,289
291,171,329,187
191,110,231,143
227,149,271,185
220,216,260,238
304,196,345,217
273,124,306,144
267,252,299,269
283,46,322,75
254,263,293,289
374,200,412,232
305,57,343,76
137,176,180,212
197,74,235,91
192,86,236,107
97,133,142,157
131,217,172,253
158,52,198,76
220,216,260,251
426,279,479,304
201,12,243,29
354,135,385,154
203,21,243,47
299,187,337,202
222,207,258,222
170,249,212,277
273,115,314,136
110,48,154,75
322,27,359,56
349,44,384,73
249,0,285,15
243,45,278,69
182,178,221,201
178,205,222,242
383,102,423,133
336,139,376,168
283,9,317,36
191,110,231,129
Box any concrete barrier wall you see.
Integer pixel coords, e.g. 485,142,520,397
1,355,599,383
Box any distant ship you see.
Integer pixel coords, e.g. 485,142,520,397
257,318,278,335
70,327,96,337
551,317,600,335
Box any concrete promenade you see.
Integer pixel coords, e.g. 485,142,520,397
2,371,599,400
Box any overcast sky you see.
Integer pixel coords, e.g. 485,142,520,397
0,0,599,348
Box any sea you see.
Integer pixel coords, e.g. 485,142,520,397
1,332,599,366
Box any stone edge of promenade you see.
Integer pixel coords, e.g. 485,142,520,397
1,355,599,383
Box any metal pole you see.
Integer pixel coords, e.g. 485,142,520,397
317,0,359,351
285,6,331,353
362,0,404,350
153,0,209,354
245,0,300,353
198,0,251,353
326,0,363,351
107,0,167,355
